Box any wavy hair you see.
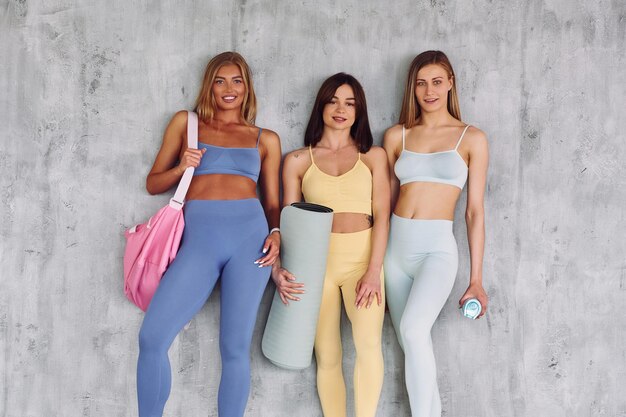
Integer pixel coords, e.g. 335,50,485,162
194,52,256,125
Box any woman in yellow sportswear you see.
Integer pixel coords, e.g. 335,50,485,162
271,73,390,417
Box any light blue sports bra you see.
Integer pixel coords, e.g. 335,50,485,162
394,125,470,189
194,128,262,183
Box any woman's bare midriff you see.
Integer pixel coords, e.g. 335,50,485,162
186,174,258,200
331,212,373,233
394,182,462,220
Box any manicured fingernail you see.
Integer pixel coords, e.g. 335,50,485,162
263,248,268,253
254,261,259,264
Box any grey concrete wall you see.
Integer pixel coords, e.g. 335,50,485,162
1,0,625,416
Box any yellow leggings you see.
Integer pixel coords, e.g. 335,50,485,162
314,228,385,417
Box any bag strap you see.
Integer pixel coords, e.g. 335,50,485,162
170,111,198,209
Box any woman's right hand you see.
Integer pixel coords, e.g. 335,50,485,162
271,262,305,305
177,147,206,174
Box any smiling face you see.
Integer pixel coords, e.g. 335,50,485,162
211,64,246,111
322,84,356,131
414,64,453,114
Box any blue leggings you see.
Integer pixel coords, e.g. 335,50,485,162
137,199,270,417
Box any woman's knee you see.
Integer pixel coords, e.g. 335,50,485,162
399,315,431,349
220,333,249,363
315,342,343,370
353,327,383,357
138,324,168,354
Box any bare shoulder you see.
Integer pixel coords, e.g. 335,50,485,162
383,124,404,159
256,128,281,159
362,145,388,163
282,147,311,177
464,125,488,144
285,147,311,165
171,110,190,126
162,110,189,146
461,126,488,161
383,124,404,145
258,127,280,143
361,145,389,173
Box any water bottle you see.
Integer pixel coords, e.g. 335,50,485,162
462,298,482,319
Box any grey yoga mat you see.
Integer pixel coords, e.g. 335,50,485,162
262,202,334,370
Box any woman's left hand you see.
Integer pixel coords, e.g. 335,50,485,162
255,231,280,267
459,283,488,319
355,270,382,309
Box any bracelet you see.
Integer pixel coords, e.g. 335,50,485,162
269,227,281,235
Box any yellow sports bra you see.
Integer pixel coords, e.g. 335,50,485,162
301,146,372,215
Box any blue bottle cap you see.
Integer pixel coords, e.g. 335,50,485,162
462,298,482,319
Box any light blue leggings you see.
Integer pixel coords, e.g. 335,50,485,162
384,214,458,417
137,199,270,417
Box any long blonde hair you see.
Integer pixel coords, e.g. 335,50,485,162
399,51,461,128
194,52,257,125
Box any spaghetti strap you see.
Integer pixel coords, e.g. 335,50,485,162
402,126,406,150
256,128,263,147
308,145,317,166
455,125,471,151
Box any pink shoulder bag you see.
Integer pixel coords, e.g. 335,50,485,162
123,111,198,311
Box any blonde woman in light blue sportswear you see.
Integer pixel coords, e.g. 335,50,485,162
382,50,489,417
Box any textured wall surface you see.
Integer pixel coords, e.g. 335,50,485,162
1,0,625,416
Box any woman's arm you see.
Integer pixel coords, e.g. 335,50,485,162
281,149,307,206
458,127,489,317
146,111,205,195
355,147,391,308
256,129,282,267
270,148,308,304
382,125,402,212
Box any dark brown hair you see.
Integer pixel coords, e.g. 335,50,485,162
304,73,373,153
399,50,462,128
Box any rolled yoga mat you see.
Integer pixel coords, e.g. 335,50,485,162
262,202,333,370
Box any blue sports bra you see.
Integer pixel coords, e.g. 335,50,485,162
193,128,262,183
394,125,470,189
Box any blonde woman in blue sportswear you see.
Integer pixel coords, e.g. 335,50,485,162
382,51,489,417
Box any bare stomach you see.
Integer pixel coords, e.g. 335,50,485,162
331,212,373,233
394,182,461,220
186,174,258,200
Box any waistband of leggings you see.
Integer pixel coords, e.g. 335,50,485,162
389,214,456,253
328,227,372,254
390,214,453,234
184,198,263,217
